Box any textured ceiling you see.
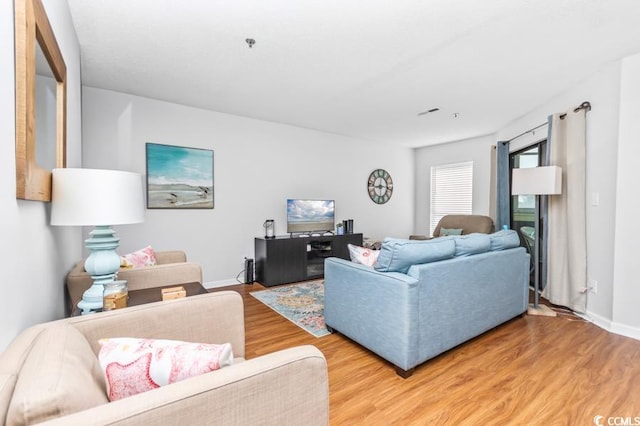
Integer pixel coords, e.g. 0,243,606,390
67,0,640,147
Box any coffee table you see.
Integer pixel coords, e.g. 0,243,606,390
72,282,208,316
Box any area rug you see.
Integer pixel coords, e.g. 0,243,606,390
250,280,330,337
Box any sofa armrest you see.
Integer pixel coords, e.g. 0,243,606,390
59,291,245,358
116,262,203,291
38,346,329,426
324,257,419,370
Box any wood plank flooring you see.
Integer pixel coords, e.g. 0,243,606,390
212,283,640,425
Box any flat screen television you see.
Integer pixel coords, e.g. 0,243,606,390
287,199,335,234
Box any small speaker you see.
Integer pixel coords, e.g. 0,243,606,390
244,258,254,284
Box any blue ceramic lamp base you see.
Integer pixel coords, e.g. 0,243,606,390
77,225,121,315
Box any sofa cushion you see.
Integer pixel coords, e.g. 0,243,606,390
374,237,456,273
98,338,234,401
348,244,380,267
7,325,108,425
489,229,521,251
453,233,491,257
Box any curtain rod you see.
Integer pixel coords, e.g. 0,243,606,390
506,101,591,143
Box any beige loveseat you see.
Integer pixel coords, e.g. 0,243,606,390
0,291,329,425
66,250,203,315
410,214,495,240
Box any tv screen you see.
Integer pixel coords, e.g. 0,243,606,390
287,199,335,233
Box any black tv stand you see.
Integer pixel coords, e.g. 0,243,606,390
255,233,363,286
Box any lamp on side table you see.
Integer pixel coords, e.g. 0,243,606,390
51,168,145,314
511,165,562,317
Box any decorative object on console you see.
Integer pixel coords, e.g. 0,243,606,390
342,219,354,234
51,168,145,314
511,165,562,317
146,143,214,209
368,168,393,204
263,219,275,238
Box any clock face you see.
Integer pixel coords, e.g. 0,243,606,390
367,169,393,204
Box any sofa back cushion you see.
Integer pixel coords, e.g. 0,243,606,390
489,229,521,251
7,325,108,425
374,237,456,273
453,233,491,257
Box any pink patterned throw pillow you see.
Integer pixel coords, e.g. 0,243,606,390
347,243,380,267
98,338,234,401
120,246,157,268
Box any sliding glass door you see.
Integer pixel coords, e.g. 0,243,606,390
510,141,548,289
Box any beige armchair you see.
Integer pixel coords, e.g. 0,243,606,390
410,214,495,240
0,291,329,425
66,250,203,315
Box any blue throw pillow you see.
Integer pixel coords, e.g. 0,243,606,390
453,233,491,257
489,229,521,251
374,237,456,273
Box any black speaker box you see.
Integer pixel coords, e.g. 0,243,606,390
244,258,254,284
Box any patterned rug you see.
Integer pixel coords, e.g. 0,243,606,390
250,280,330,337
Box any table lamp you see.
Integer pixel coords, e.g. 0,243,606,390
51,168,144,314
511,165,562,317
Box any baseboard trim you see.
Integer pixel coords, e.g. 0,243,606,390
610,321,640,341
203,279,244,289
583,309,640,341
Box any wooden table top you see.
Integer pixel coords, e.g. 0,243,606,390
128,282,208,306
72,282,208,316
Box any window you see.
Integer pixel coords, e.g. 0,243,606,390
430,161,473,235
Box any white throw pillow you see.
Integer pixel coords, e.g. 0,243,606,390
347,243,380,267
98,337,233,401
120,246,157,268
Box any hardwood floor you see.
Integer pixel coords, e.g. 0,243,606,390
212,283,640,425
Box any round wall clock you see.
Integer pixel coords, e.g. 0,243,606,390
368,169,393,204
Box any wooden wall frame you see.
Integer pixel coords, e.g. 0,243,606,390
15,0,67,201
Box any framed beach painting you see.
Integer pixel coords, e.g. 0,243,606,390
146,143,214,209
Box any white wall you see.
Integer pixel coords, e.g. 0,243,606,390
413,135,495,236
612,53,640,337
0,0,83,350
81,87,414,287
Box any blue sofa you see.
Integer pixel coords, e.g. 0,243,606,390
324,230,529,377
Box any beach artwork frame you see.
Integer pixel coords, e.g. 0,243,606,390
146,143,214,209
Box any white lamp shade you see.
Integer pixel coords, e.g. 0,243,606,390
51,168,145,226
511,166,562,195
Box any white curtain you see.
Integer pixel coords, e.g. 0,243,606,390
544,109,587,312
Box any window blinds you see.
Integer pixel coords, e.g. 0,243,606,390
430,161,473,235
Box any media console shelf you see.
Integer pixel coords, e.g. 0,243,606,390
255,233,363,287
